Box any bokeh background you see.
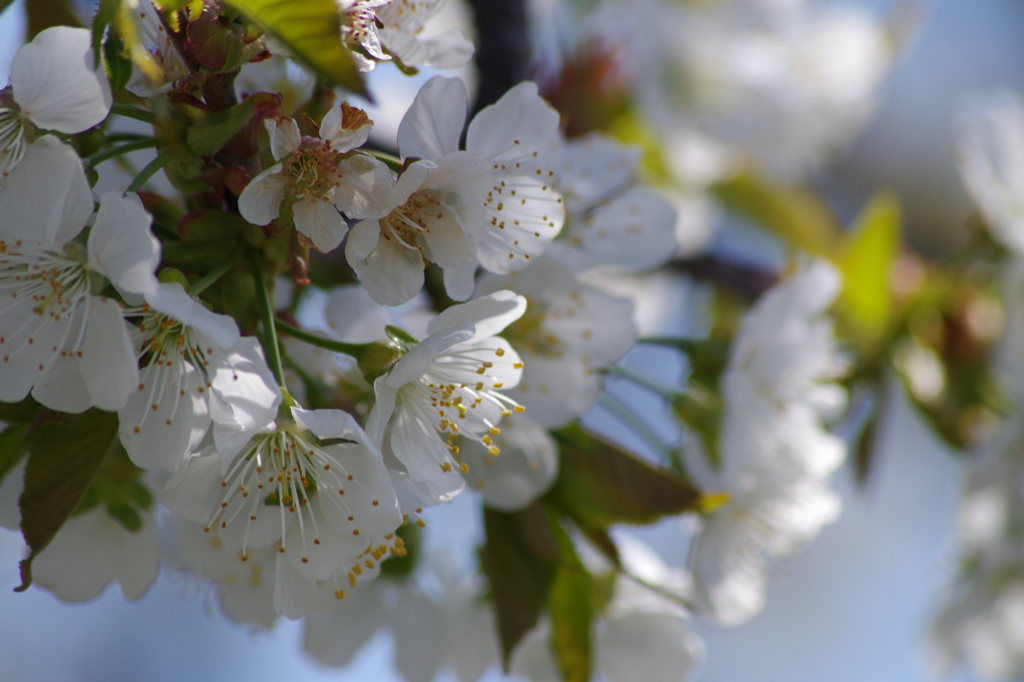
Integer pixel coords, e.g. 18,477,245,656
3,0,1024,680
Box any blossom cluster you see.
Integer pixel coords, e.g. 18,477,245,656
0,0,900,680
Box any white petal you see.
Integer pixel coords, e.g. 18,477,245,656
238,164,289,225
319,105,373,153
420,202,475,269
597,613,705,682
293,198,347,252
398,76,468,161
88,192,161,296
572,189,678,270
0,292,74,402
12,26,112,134
145,282,240,350
292,406,373,444
393,591,445,682
349,226,426,307
324,285,392,343
387,321,476,389
478,173,565,274
443,256,478,302
389,406,465,501
164,447,224,524
31,352,92,414
33,506,159,603
379,27,431,67
417,29,475,69
466,82,560,160
317,441,403,536
266,117,300,160
512,355,596,428
79,297,139,411
366,376,397,448
304,594,386,667
208,337,281,469
556,134,640,215
334,155,394,219
119,359,211,471
0,136,92,246
426,290,526,341
458,415,558,511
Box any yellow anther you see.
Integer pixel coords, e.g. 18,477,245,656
348,572,357,588
352,564,363,576
495,348,505,356
488,446,500,456
334,589,346,600
458,462,470,474
514,405,526,412
513,362,524,369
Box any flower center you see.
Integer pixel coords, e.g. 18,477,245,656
381,191,441,251
0,105,28,178
501,295,565,358
286,141,344,200
0,239,91,319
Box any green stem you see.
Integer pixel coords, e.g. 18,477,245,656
366,149,403,171
275,319,368,359
190,254,241,295
125,151,174,194
597,392,671,459
111,103,159,126
606,364,681,397
249,250,285,386
86,138,163,167
638,336,697,352
104,133,154,144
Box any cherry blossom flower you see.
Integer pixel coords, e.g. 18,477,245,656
164,404,403,614
547,134,680,271
124,0,190,98
376,0,475,71
685,260,847,626
392,77,566,298
0,138,159,411
955,90,1024,256
0,26,111,179
117,282,279,472
366,291,527,505
238,106,379,252
477,254,636,427
0,461,159,603
343,81,491,305
455,414,558,511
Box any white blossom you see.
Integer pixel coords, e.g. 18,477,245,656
0,139,160,411
238,108,378,252
685,260,847,626
0,26,112,178
477,254,636,426
366,291,527,505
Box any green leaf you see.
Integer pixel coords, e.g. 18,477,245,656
480,502,559,670
0,396,44,425
15,410,119,592
0,424,29,490
712,171,842,257
186,92,281,156
549,563,593,682
548,425,703,527
834,193,901,346
92,0,121,68
224,0,368,97
102,30,134,94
